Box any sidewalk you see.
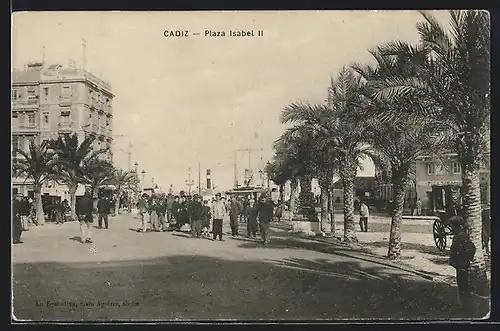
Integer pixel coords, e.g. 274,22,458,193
270,214,490,285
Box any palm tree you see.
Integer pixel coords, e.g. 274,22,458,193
352,47,452,259
370,10,490,315
48,133,107,220
275,126,318,221
12,140,57,225
80,158,115,201
271,138,304,222
264,159,287,210
280,68,372,242
111,168,140,216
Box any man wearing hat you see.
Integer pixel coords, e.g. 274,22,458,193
76,187,95,243
211,193,227,241
449,213,477,314
189,194,203,238
257,193,274,245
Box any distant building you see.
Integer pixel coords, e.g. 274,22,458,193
415,153,490,212
12,61,114,199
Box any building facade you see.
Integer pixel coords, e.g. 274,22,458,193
12,61,114,199
415,153,490,213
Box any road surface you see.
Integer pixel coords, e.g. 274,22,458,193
12,213,461,321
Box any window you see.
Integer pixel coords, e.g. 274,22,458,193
12,136,19,152
106,120,109,127
426,162,435,175
43,112,49,124
43,87,49,97
452,162,461,174
18,114,25,125
28,114,35,126
435,162,444,175
62,86,71,96
12,89,18,100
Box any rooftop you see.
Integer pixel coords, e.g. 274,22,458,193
12,62,113,94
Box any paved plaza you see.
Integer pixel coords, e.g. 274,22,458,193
13,212,463,321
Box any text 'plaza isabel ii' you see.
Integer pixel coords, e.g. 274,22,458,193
12,61,114,198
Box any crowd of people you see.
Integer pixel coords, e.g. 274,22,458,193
134,191,279,244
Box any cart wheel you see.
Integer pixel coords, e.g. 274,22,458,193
433,220,447,251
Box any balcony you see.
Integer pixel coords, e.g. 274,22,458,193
58,121,74,133
90,99,103,111
14,123,39,133
12,98,39,109
59,95,73,106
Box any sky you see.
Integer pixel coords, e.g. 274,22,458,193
12,10,451,192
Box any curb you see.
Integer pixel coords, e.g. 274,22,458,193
273,226,443,282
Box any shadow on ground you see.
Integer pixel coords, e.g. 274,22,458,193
13,252,463,322
367,241,449,256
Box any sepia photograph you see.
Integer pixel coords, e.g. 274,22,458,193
11,10,490,321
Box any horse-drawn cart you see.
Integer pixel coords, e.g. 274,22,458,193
432,207,490,252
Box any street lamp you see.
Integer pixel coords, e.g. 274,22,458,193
141,170,146,181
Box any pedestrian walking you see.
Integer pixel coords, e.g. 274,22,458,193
275,200,283,222
201,200,212,237
97,196,110,229
359,200,369,232
20,197,31,230
189,194,203,238
157,195,168,231
211,193,226,241
257,194,274,245
229,197,242,237
166,193,174,223
136,193,149,233
416,198,422,216
171,195,181,231
13,194,24,244
76,188,95,244
449,215,476,315
149,195,160,232
246,199,259,238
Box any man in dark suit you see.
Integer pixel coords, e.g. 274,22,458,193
257,194,274,245
76,188,95,243
97,196,110,229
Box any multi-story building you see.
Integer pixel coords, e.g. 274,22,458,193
415,152,490,213
12,61,114,199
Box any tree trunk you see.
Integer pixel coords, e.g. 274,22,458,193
33,184,45,225
69,183,77,221
340,164,357,243
299,174,314,209
461,160,489,317
288,178,299,221
328,187,336,236
319,176,331,234
115,190,121,216
387,166,410,260
279,184,285,209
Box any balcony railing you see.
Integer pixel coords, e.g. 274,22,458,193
14,123,38,132
58,121,74,132
12,98,39,107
